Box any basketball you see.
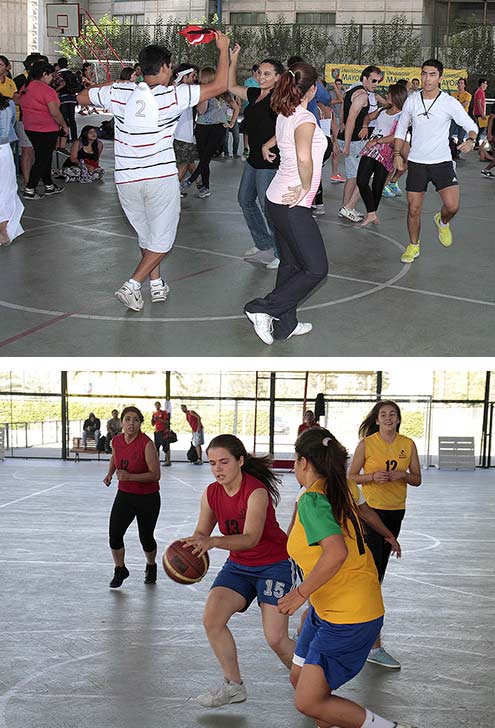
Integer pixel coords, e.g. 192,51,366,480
162,540,210,584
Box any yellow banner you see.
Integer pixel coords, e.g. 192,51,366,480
325,64,468,93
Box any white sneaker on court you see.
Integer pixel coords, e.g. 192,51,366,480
244,310,275,345
244,245,260,257
286,322,312,339
266,257,280,269
196,679,247,708
114,282,144,312
339,206,363,222
150,281,170,303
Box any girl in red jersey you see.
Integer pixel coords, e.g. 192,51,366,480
103,406,161,588
183,434,296,708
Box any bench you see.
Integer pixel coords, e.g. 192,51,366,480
71,436,105,462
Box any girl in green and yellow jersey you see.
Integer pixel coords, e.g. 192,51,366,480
278,427,416,728
348,400,421,670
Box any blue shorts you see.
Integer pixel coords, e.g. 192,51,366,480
211,558,297,611
293,605,383,690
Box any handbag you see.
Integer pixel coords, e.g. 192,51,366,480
187,442,199,462
166,429,178,444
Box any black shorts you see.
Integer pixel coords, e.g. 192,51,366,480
406,160,459,193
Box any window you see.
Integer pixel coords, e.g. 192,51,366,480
296,12,336,25
112,14,145,25
230,12,266,24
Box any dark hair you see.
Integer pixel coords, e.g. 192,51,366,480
138,46,172,76
0,55,10,69
23,62,55,91
23,53,44,70
206,434,281,506
259,58,285,76
82,62,92,71
0,92,10,111
271,62,317,117
412,77,420,83
172,62,199,82
396,78,409,86
294,427,357,535
478,77,488,85
79,125,99,156
287,55,304,66
57,57,68,69
251,63,259,73
457,77,466,85
361,65,381,81
422,59,443,76
119,66,135,81
334,77,342,83
121,406,144,424
358,400,402,439
388,83,408,110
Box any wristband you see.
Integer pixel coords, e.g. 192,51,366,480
296,586,307,600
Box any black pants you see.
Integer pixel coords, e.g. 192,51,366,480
356,156,389,213
60,102,77,141
154,431,170,455
314,136,333,207
188,123,226,189
109,490,161,552
365,508,405,582
25,130,58,189
245,201,328,339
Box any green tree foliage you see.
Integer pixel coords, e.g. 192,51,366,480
447,18,495,89
330,21,365,64
369,14,422,66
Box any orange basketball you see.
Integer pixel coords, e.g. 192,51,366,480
162,540,210,584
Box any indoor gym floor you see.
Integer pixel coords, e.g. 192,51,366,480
0,458,493,728
0,113,494,357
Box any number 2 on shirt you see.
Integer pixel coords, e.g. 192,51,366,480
385,459,397,471
135,100,146,118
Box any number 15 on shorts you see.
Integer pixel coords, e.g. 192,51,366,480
263,579,286,598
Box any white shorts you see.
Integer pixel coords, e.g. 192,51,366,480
15,121,33,149
338,138,366,179
117,176,181,254
192,429,204,447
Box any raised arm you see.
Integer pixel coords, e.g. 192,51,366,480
227,44,249,101
198,31,230,103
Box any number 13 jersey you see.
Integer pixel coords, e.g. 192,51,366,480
207,473,288,567
361,432,414,510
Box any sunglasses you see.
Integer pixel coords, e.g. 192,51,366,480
370,79,380,84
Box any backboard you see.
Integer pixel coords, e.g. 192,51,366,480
46,3,81,37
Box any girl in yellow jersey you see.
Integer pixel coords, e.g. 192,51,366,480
278,428,416,728
348,400,421,670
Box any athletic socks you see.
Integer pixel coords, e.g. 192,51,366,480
128,278,141,290
150,278,164,288
438,217,449,227
361,709,395,728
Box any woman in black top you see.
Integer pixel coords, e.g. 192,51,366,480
63,125,104,183
228,44,284,268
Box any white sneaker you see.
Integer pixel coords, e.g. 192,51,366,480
114,282,144,311
286,322,312,339
196,680,247,708
366,646,401,669
244,310,275,345
244,249,276,265
244,246,260,257
266,257,280,269
339,206,363,222
150,281,170,303
311,204,325,215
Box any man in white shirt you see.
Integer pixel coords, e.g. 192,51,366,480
394,58,478,264
76,32,230,311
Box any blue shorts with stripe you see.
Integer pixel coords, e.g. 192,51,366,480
211,558,297,611
293,605,383,690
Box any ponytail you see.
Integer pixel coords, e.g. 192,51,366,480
295,427,356,534
207,434,281,506
271,62,317,117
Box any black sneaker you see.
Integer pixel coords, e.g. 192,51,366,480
144,564,156,584
144,563,157,584
109,565,129,588
44,184,64,196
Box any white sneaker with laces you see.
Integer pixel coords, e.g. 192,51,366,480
339,206,363,222
196,679,247,708
244,249,276,265
286,322,312,339
114,282,144,311
244,311,275,345
266,257,280,269
150,281,170,303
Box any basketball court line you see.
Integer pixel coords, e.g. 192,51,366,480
389,572,495,600
0,482,69,509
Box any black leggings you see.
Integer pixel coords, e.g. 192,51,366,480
365,508,405,582
245,200,328,339
109,490,161,552
188,123,226,189
314,136,333,207
25,130,58,189
60,102,77,141
356,156,390,213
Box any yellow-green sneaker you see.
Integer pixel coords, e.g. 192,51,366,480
434,212,453,247
401,243,420,263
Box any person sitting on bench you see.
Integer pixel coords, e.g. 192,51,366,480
82,412,101,448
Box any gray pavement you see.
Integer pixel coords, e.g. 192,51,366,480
0,459,494,728
0,115,493,356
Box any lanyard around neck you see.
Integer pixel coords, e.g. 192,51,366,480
420,91,441,118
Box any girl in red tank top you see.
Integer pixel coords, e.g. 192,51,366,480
103,406,161,589
183,434,296,709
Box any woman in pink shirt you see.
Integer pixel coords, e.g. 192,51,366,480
19,61,68,199
244,62,328,345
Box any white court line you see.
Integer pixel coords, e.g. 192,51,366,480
165,474,198,490
389,572,495,601
399,530,441,553
0,482,69,508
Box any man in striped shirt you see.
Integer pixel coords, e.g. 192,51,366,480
77,32,230,311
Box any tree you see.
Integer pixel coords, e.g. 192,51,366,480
447,18,495,91
369,14,422,66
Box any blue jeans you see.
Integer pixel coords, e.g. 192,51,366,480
238,162,278,254
449,120,465,144
223,121,240,156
